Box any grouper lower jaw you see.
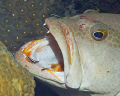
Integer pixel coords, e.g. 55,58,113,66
15,34,65,83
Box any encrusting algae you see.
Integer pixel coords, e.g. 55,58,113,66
0,41,35,96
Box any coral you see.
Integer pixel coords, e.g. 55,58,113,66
0,41,35,95
0,0,65,53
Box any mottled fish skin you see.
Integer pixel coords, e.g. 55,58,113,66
0,41,35,95
15,10,120,96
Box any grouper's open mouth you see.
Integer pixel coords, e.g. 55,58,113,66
21,33,65,83
15,18,72,84
15,18,82,88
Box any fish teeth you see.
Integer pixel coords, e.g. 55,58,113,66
47,31,50,33
43,23,50,37
43,23,49,30
43,23,46,27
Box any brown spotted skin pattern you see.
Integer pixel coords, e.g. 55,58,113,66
0,41,35,96
45,11,120,96
73,13,120,96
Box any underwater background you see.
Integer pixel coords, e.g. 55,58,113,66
0,0,120,96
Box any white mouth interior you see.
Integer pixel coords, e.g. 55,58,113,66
29,33,64,72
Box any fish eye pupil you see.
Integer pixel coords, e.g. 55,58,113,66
94,32,103,39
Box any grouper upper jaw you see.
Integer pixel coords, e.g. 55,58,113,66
45,18,82,89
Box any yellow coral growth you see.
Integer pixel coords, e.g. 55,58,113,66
0,41,35,96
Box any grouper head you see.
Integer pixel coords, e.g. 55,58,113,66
15,10,120,96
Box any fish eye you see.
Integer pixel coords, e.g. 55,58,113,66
92,29,107,41
90,24,108,41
